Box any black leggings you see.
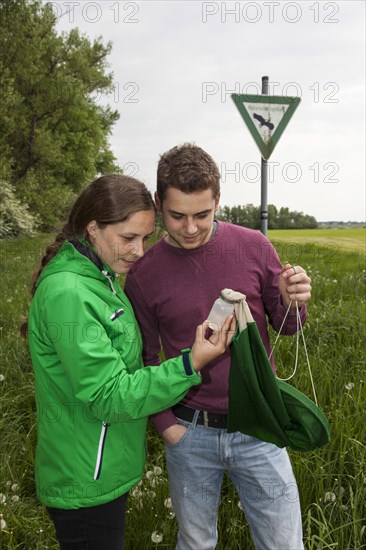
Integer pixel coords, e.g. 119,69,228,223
47,493,128,549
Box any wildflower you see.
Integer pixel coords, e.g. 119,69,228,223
151,531,163,543
324,491,336,502
11,483,19,493
11,495,20,503
164,497,172,509
153,466,162,475
0,515,6,530
0,494,6,504
0,375,5,382
131,488,142,498
345,382,355,391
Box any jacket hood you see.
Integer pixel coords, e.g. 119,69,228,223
36,240,115,288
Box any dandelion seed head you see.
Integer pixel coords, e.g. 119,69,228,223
0,517,6,530
153,466,162,475
164,497,172,509
11,495,20,503
0,375,5,382
324,491,336,502
11,483,19,493
0,494,6,504
151,531,163,543
238,500,243,510
145,470,154,479
345,382,354,391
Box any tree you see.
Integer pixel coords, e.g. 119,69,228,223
0,0,120,230
217,204,317,229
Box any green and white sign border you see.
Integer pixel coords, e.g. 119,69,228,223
231,94,301,160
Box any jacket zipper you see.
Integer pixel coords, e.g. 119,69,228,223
93,421,110,480
102,270,117,294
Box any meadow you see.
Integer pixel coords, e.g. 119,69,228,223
0,229,365,549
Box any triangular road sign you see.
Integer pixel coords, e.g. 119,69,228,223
231,94,301,160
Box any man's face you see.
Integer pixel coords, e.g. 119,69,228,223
156,187,220,249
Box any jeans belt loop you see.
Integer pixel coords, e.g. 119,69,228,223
203,411,209,429
191,409,200,429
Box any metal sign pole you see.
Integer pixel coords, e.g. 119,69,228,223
261,75,269,236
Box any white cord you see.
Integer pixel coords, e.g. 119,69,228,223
269,301,318,405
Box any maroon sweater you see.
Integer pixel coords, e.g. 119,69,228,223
125,222,306,434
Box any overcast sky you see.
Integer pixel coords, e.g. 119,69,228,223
51,0,365,222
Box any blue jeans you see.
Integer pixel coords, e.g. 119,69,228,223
165,416,304,550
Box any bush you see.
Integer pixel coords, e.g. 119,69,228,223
0,181,36,239
14,169,77,232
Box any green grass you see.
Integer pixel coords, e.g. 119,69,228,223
268,227,366,255
0,232,365,549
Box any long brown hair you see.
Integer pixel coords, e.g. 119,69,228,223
20,174,154,337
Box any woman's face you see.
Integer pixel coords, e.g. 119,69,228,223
86,210,155,274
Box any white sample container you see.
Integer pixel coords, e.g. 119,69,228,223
207,294,234,330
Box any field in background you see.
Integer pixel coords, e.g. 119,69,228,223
268,228,365,254
0,230,365,549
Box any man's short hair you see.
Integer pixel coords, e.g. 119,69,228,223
156,143,220,202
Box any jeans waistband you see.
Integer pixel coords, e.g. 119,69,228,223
172,404,227,429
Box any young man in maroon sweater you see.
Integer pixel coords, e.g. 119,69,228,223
125,144,312,550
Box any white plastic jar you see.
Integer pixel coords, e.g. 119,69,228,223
207,293,234,331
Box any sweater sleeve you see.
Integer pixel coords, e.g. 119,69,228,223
125,270,180,434
40,288,201,424
124,270,162,366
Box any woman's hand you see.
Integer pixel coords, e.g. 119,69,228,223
190,314,236,372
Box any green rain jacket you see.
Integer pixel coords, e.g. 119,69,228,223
28,241,201,509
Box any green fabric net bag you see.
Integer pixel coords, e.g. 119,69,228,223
222,289,330,452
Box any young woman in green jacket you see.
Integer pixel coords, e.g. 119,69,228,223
23,174,235,549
